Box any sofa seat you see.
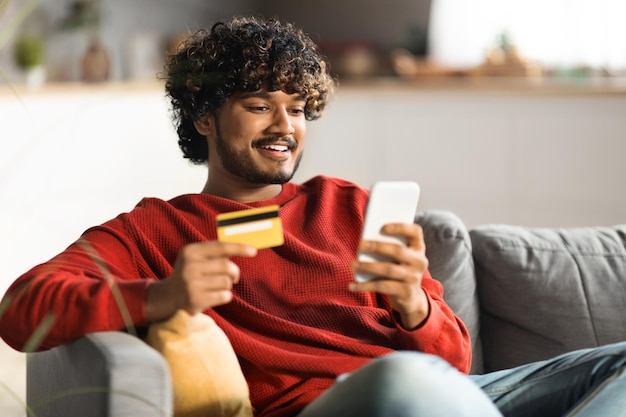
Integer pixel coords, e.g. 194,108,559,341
417,210,626,374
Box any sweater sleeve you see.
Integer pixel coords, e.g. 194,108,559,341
0,224,154,352
392,271,472,374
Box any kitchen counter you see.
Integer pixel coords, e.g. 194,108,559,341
3,75,626,97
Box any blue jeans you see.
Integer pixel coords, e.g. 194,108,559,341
297,342,626,417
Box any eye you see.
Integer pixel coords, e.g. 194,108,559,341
288,107,305,116
247,105,269,112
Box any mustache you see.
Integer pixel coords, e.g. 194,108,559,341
253,136,298,150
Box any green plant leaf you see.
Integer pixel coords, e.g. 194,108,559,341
14,35,43,68
77,239,137,337
0,294,12,322
0,381,37,417
23,313,55,353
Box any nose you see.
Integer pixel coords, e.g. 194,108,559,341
268,107,295,136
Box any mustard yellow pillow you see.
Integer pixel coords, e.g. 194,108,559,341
146,310,253,417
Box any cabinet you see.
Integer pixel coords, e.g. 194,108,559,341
294,78,626,228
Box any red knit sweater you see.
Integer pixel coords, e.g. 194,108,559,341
0,176,470,417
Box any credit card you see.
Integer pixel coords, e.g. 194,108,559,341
216,205,284,249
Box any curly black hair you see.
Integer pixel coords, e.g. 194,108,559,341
163,16,336,164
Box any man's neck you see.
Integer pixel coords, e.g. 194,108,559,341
201,177,283,203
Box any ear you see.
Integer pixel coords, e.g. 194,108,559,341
193,114,213,136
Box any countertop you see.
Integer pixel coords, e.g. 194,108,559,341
3,76,626,97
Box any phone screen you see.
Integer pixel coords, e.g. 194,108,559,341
355,181,420,282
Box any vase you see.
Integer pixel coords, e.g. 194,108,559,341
81,39,110,82
24,65,47,89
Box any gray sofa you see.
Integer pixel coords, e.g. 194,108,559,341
26,210,626,416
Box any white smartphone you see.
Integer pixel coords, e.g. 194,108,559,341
355,181,421,282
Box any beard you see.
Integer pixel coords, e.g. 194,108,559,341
213,119,302,185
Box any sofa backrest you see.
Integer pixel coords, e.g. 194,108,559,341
415,210,483,374
470,223,626,373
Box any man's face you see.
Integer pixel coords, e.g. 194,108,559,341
209,90,307,185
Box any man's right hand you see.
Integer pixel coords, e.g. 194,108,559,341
146,241,257,322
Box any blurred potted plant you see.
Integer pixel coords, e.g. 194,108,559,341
13,33,46,88
1,0,43,86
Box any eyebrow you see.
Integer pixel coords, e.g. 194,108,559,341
240,91,270,99
239,91,307,102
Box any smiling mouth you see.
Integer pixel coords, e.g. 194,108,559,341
260,144,290,152
254,136,298,153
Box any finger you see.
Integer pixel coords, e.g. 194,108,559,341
185,273,240,311
382,223,425,252
352,259,412,282
359,239,426,269
187,289,233,314
349,278,416,298
182,241,257,261
191,273,236,292
182,257,242,284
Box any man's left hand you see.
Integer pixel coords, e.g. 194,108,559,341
350,223,430,330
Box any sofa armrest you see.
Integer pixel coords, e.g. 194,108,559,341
415,210,483,374
27,331,172,417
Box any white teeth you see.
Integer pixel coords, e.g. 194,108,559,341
262,144,289,152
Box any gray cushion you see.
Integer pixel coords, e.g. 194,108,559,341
416,210,483,374
471,224,626,373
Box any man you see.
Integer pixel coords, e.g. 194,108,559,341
1,16,625,417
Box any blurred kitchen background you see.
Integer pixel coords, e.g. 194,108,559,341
2,1,626,416
2,0,625,84
3,0,432,84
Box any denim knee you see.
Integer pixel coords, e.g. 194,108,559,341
337,351,501,417
360,351,454,389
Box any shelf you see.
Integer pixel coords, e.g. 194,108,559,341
3,76,626,98
0,80,167,97
337,76,626,96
